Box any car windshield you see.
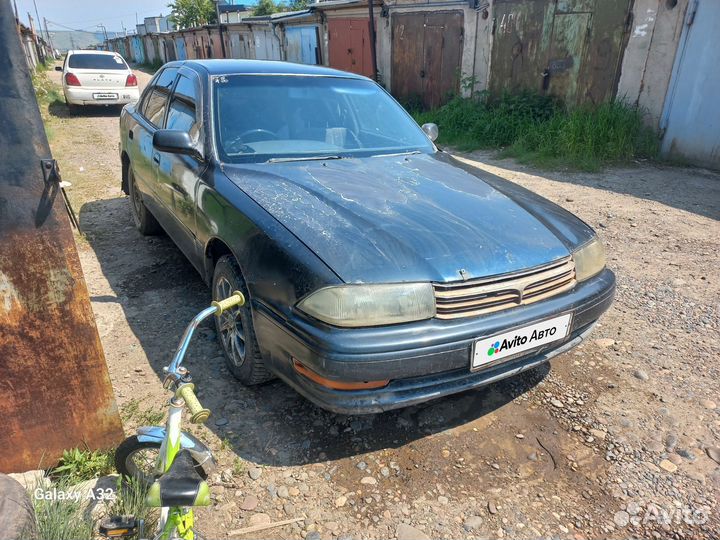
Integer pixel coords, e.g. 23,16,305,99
68,53,128,70
213,75,435,163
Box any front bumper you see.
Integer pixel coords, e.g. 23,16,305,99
64,86,140,106
254,268,616,414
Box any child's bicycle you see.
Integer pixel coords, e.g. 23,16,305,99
101,292,245,540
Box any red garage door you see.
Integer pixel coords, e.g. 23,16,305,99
328,18,374,78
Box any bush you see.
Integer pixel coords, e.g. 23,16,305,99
51,448,115,484
412,93,658,171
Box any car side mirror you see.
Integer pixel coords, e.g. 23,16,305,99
421,123,439,142
153,130,203,161
55,66,62,71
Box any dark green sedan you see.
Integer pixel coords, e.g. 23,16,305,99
119,60,614,413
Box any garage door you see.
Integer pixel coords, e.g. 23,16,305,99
391,11,464,110
286,26,320,65
489,0,633,105
328,18,374,78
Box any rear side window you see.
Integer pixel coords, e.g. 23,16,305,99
143,90,169,127
140,67,178,127
166,75,199,140
68,53,127,70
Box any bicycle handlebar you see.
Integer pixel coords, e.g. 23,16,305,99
212,291,245,315
166,292,246,377
177,384,210,424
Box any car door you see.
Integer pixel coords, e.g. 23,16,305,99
128,67,178,221
156,69,205,264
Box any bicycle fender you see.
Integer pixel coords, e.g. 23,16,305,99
137,426,216,472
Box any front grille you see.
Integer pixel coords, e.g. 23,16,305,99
433,256,576,320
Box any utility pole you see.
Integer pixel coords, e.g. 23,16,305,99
367,0,378,81
32,0,44,40
44,17,55,55
97,23,108,42
214,0,226,58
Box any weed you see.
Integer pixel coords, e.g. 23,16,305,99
52,448,115,484
412,93,658,170
220,437,233,451
122,398,165,425
31,69,63,108
232,457,246,476
107,476,159,533
138,59,164,73
24,475,95,540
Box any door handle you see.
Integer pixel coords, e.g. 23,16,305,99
152,153,160,164
128,129,134,140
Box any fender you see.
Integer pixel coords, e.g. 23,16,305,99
137,426,215,473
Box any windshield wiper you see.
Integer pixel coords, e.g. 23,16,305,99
266,155,343,163
370,150,421,158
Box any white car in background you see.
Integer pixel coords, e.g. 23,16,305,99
57,50,139,110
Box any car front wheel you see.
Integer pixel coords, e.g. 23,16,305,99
212,254,273,385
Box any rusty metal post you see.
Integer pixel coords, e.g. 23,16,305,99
0,3,123,473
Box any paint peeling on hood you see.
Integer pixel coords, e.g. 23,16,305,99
223,153,578,284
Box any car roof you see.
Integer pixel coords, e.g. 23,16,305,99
67,49,120,56
166,59,369,80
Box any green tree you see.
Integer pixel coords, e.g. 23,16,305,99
253,0,279,16
168,0,217,29
289,0,309,9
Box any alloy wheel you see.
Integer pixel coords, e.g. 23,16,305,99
215,276,246,366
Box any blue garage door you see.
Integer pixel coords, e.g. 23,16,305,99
285,26,319,65
660,0,720,168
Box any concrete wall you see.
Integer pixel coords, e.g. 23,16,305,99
616,0,688,128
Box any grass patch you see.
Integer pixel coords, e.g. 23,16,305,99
138,59,163,73
31,69,63,109
233,457,246,476
51,448,115,484
107,476,159,534
24,475,95,540
412,92,659,171
121,398,166,425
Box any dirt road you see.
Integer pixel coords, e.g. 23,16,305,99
43,65,719,539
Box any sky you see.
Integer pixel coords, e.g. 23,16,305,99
14,0,176,33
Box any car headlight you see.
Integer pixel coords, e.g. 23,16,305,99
297,283,436,327
573,237,606,282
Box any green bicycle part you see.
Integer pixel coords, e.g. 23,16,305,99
160,507,195,540
146,480,211,508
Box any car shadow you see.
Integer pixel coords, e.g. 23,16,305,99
454,149,720,221
49,99,123,119
79,196,550,467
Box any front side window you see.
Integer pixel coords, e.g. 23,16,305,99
213,75,434,163
166,75,199,141
68,53,128,70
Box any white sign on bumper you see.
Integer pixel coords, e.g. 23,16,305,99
472,313,572,370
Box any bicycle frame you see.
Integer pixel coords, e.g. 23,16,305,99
154,400,189,539
105,295,243,540
153,306,221,540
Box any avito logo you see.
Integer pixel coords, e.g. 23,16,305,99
487,326,557,357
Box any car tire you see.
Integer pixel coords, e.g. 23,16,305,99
212,254,273,385
127,166,162,235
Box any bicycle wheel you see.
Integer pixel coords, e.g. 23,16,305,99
115,436,208,487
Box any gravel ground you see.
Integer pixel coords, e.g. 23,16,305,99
43,64,719,539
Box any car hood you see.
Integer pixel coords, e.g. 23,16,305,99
222,152,595,283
